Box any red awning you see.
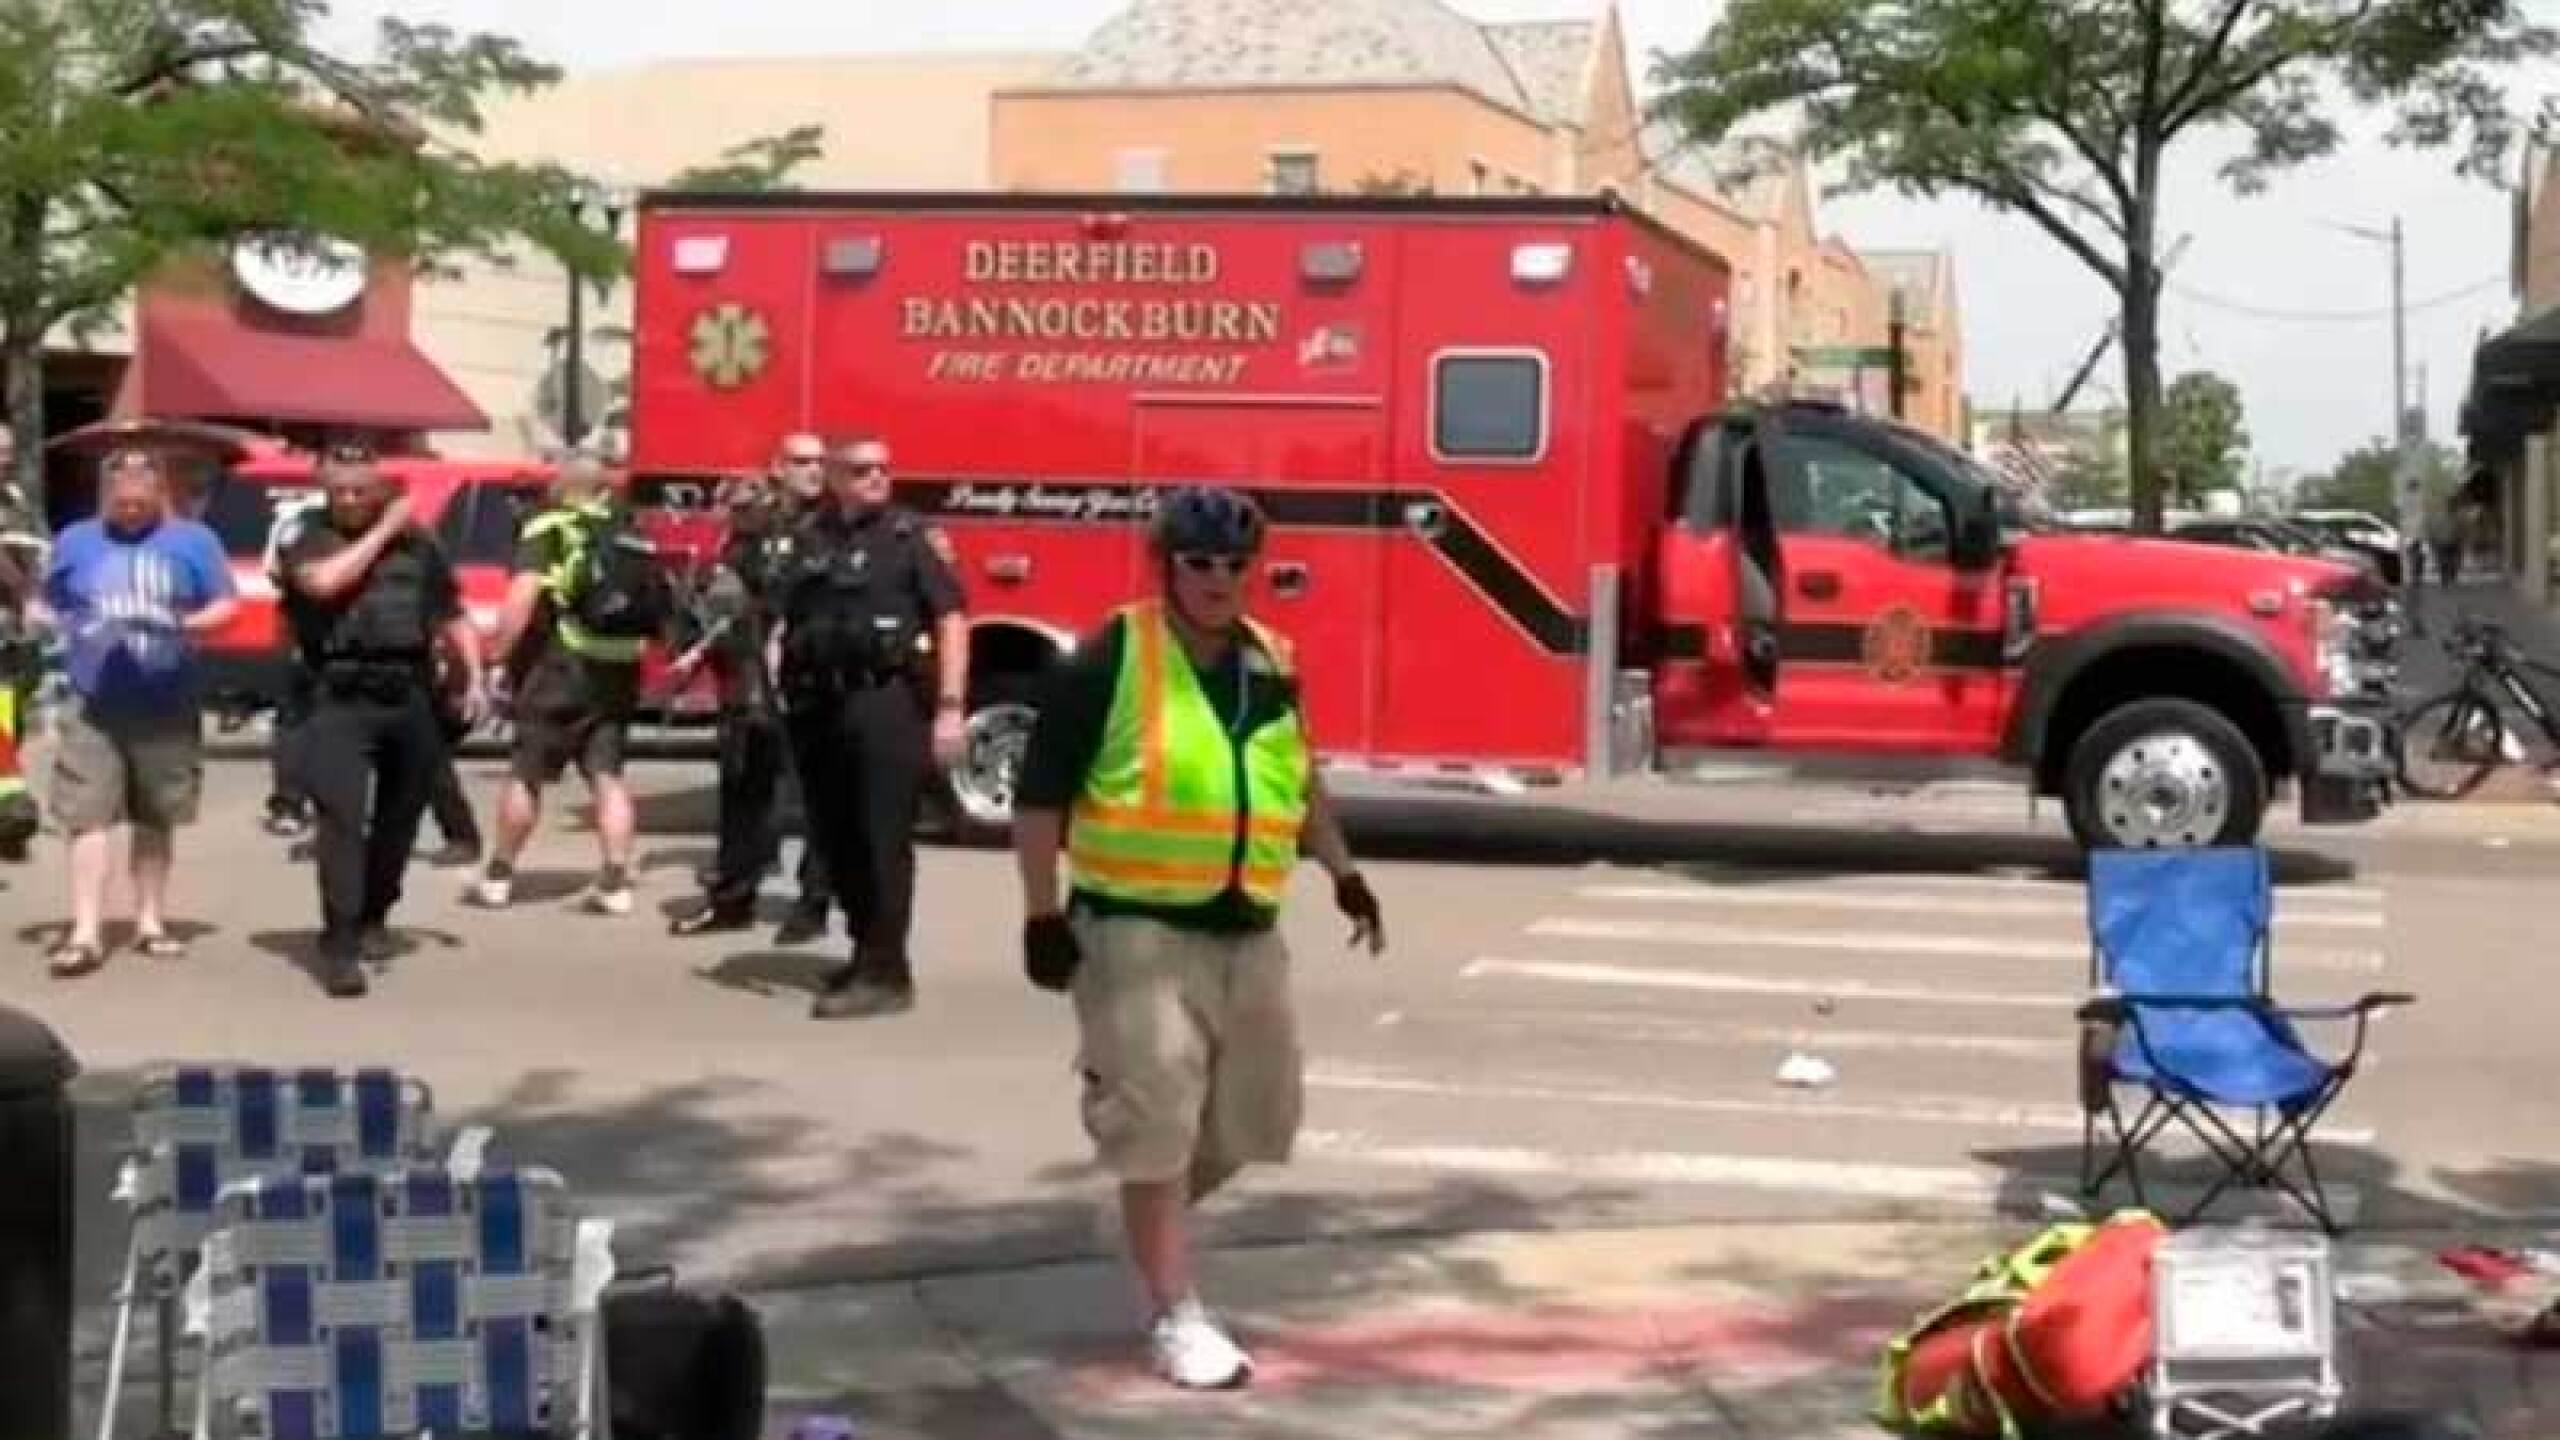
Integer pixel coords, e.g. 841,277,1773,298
131,313,488,432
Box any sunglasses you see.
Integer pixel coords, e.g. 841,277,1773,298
1174,551,1252,577
783,454,825,467
326,442,380,465
842,462,891,477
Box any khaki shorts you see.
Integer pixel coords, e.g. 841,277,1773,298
1070,915,1304,1185
50,699,203,834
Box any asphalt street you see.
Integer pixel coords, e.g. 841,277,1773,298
5,753,2559,1304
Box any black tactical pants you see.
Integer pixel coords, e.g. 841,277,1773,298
784,680,927,976
426,700,482,851
304,675,444,962
706,706,834,915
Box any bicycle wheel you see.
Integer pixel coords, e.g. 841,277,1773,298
2397,689,2510,800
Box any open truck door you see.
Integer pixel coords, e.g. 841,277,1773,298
1651,411,1785,748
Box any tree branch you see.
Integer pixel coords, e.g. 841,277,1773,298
2163,1,2373,136
2159,0,2253,121
2031,100,2137,216
1957,175,2126,290
117,41,268,96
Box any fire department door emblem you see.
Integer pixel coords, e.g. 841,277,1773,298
689,303,771,389
1860,604,1934,684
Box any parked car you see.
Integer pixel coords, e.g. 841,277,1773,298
2289,511,2405,587
2171,517,2384,582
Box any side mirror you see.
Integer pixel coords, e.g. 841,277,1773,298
1952,490,2003,572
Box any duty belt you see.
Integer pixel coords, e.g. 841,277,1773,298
316,658,430,702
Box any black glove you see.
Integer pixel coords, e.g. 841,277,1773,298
1335,872,1386,955
1024,913,1082,992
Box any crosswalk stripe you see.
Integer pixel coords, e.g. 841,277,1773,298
1301,1130,2001,1203
1392,1009,2078,1060
1529,917,2387,973
1307,1070,2378,1146
1576,885,2384,929
1663,871,2387,906
1465,957,2077,1009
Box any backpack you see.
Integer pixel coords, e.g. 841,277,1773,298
603,1270,766,1440
1880,1211,2165,1437
558,507,673,641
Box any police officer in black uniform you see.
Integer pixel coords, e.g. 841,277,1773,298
774,437,969,1019
667,439,836,939
280,445,485,999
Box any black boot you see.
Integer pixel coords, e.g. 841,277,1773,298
812,954,915,1020
669,897,757,937
321,947,370,1000
773,900,830,947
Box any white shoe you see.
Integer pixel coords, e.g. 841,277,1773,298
469,873,513,909
1149,1298,1252,1391
586,883,634,917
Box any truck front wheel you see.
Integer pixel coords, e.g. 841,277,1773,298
930,675,1041,846
2062,698,2267,850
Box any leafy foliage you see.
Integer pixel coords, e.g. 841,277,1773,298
666,123,826,192
2158,371,2251,503
0,0,627,513
2300,434,2458,513
1656,0,2552,530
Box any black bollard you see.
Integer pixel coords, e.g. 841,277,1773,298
0,1004,79,1440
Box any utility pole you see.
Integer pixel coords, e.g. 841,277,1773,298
2326,216,2416,540
1887,288,1908,422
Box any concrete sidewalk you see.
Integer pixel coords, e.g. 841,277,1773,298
749,1222,2560,1440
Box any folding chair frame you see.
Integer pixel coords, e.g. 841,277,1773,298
2079,992,2410,1235
96,1068,452,1440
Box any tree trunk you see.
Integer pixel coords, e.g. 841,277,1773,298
2121,260,2166,533
1,331,40,526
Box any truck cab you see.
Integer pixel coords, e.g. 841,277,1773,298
1650,402,2399,847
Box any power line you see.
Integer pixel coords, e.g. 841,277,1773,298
2167,272,2510,322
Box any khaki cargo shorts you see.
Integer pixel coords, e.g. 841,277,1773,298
50,699,203,834
1069,915,1304,1185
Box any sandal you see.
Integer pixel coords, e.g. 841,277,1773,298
47,942,104,978
134,933,188,960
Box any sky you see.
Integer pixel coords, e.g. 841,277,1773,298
321,0,2558,477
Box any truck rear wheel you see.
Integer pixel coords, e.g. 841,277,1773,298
2062,698,2266,850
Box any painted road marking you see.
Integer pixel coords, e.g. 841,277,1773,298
1387,1008,2078,1060
1647,871,2387,907
1308,1069,2377,1147
1528,918,2387,974
1301,1130,2001,1203
1463,957,2078,1010
1576,884,2384,929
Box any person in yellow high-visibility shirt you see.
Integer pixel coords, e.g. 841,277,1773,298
0,425,31,861
1013,485,1385,1392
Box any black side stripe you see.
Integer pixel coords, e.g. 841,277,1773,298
1661,622,2010,672
892,477,1586,657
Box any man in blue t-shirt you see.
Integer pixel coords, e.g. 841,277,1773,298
33,449,238,977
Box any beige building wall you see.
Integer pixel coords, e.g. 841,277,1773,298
990,87,1560,197
417,53,1050,458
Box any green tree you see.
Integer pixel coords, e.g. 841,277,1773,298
667,123,826,192
2302,435,2457,514
1656,0,2550,532
2049,447,2132,512
2158,370,2250,504
0,0,627,516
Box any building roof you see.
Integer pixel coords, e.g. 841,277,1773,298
467,52,1055,188
1043,0,1594,123
1640,117,1793,221
1483,20,1595,125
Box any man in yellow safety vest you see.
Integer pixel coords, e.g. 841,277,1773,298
1013,484,1385,1391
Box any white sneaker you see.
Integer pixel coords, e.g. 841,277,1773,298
1149,1298,1252,1391
469,873,514,909
586,882,634,917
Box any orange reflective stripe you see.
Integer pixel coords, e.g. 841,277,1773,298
1077,853,1293,890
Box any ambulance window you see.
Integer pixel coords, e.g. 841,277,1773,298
1432,352,1547,464
1776,433,1951,563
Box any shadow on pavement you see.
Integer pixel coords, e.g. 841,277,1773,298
1974,1138,2560,1234
13,918,224,952
697,950,838,998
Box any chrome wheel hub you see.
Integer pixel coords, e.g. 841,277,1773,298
948,702,1037,828
2097,732,2230,848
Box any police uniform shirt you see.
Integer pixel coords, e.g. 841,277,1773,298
280,524,460,669
775,506,965,671
1015,613,1302,935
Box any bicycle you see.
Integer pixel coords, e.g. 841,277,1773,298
2394,612,2560,800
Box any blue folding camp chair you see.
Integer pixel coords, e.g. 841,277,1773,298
2078,848,2410,1234
100,1068,454,1440
190,1164,616,1440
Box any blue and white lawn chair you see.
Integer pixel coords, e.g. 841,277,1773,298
2077,848,2411,1234
191,1165,616,1440
102,1069,455,1440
